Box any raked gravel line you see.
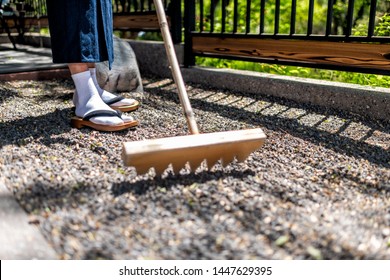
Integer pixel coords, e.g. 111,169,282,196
0,78,389,260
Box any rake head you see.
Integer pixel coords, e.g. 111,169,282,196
122,128,266,175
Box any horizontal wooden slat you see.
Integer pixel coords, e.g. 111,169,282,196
25,17,49,27
113,14,163,30
2,16,49,28
192,36,390,71
2,14,162,31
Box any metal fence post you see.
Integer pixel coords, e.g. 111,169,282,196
168,0,182,44
184,0,195,67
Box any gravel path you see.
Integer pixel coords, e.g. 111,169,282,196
0,78,389,260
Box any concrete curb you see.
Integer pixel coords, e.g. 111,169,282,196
0,68,70,81
129,40,390,122
0,182,57,260
181,67,390,122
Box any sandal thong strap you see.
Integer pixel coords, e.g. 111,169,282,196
105,95,125,105
83,110,122,121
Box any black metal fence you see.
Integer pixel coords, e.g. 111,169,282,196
3,0,182,42
10,0,172,17
3,0,390,74
184,0,390,74
112,0,169,13
8,0,390,41
5,0,47,17
190,0,387,40
5,0,166,15
111,0,181,43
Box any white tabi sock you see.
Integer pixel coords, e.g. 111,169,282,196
71,71,124,126
89,68,137,106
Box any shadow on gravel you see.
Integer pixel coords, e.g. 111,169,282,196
0,84,19,104
329,169,390,195
0,107,74,148
15,179,367,260
152,85,390,168
13,181,100,214
111,169,256,197
0,80,72,105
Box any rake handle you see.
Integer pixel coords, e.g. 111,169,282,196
153,0,200,135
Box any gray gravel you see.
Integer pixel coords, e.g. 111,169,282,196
0,77,389,260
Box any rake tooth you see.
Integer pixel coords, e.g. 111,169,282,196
171,165,182,174
171,161,187,174
236,144,261,162
154,164,170,176
187,157,205,172
206,155,222,170
136,165,152,175
221,152,235,167
236,149,254,163
153,160,170,175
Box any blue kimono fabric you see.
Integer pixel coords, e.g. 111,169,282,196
46,0,114,67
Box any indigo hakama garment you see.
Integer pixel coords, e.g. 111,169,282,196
45,0,114,68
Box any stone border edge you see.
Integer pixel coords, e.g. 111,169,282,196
129,40,390,122
0,181,57,260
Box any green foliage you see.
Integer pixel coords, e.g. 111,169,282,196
136,31,163,41
196,57,390,87
375,13,390,36
38,27,50,35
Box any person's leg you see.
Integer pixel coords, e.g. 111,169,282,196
85,63,138,108
69,63,89,75
69,63,124,126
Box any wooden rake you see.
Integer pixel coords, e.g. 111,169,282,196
122,0,266,175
